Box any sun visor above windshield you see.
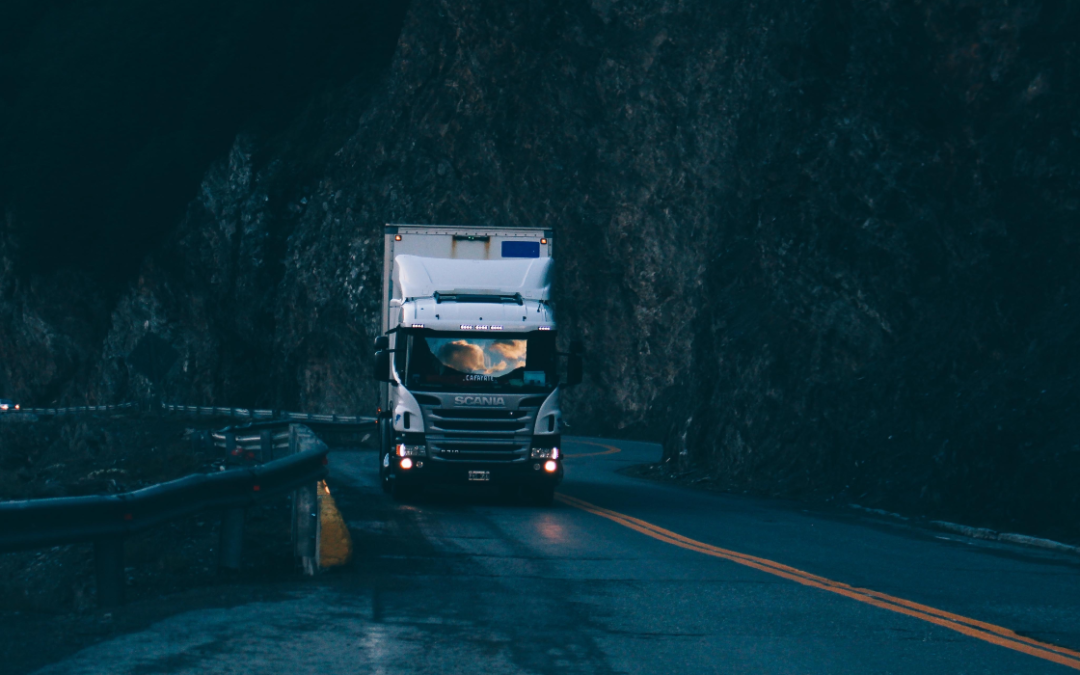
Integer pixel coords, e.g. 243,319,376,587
394,255,553,301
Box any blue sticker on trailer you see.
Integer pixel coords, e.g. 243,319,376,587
501,241,541,258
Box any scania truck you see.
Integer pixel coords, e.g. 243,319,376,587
373,224,582,505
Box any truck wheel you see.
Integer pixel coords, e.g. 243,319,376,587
379,453,392,493
379,419,393,493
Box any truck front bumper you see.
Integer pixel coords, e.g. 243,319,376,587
390,457,563,487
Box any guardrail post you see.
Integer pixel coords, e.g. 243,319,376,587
294,482,319,576
218,507,245,572
94,536,125,607
261,429,273,462
289,425,320,576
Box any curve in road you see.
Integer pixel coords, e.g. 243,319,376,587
25,436,1080,675
555,494,1080,670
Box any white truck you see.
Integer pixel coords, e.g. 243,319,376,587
373,224,582,504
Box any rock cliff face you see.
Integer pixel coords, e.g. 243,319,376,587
2,0,1078,537
0,224,110,406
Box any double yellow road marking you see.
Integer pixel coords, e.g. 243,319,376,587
564,439,622,458
556,492,1080,671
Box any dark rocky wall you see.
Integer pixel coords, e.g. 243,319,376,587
0,224,110,406
2,0,1078,537
656,0,1080,538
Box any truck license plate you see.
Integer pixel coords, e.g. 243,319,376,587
468,470,491,482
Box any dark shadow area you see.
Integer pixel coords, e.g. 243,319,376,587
0,0,409,283
392,485,565,509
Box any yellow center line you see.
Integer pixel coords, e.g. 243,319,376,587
563,439,622,458
556,492,1080,671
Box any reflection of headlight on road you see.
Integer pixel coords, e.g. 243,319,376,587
530,447,559,459
397,444,427,457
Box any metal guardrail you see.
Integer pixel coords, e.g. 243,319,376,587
2,402,374,426
160,402,373,425
207,420,376,457
9,402,139,416
0,423,329,606
163,403,377,451
160,403,276,420
209,426,293,464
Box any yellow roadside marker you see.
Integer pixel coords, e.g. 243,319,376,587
319,481,353,567
557,493,1080,671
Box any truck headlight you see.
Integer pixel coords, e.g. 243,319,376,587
530,447,559,460
397,444,427,457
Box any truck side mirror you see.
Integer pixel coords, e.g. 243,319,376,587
374,350,391,382
566,354,583,387
374,335,389,352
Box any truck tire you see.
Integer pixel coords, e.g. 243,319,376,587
380,454,392,493
379,418,393,494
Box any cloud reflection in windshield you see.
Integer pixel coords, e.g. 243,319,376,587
434,338,527,377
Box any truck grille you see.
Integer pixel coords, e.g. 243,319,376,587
430,409,525,419
428,409,528,434
429,440,524,462
423,405,538,463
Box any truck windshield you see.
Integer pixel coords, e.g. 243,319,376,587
396,331,557,392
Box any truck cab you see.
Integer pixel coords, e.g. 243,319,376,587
373,225,581,505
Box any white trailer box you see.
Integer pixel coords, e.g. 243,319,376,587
381,224,554,335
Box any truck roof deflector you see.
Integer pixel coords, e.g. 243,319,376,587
433,291,524,305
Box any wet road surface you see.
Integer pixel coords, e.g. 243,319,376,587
31,437,1080,674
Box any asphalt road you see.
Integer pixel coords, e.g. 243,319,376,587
32,437,1080,674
